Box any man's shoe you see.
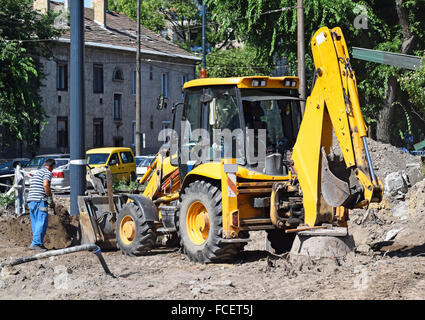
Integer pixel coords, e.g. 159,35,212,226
29,245,48,252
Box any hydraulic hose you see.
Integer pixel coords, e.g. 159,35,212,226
0,243,115,278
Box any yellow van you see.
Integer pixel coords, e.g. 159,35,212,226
86,147,137,184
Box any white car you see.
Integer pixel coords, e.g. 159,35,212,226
23,154,70,186
136,156,155,180
50,159,71,191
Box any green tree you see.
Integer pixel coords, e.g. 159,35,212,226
201,45,273,77
109,0,165,32
400,54,425,122
109,0,202,49
0,0,61,151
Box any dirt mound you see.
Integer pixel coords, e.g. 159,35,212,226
366,137,423,185
0,204,79,250
346,138,425,255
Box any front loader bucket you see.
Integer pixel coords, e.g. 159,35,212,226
78,195,126,250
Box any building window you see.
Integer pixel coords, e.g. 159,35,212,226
93,63,104,93
149,66,153,80
161,73,168,98
112,67,124,82
93,118,104,148
57,62,68,91
113,93,122,120
57,116,68,148
132,71,136,96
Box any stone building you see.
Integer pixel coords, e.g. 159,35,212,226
26,0,199,156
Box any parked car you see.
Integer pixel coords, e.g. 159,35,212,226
23,154,70,185
136,155,156,180
86,147,137,185
0,158,30,192
50,159,71,191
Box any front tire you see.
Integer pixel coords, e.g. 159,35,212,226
116,202,156,256
176,180,241,263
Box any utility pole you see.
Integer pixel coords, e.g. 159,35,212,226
297,0,306,115
135,0,141,156
70,0,86,215
200,0,207,78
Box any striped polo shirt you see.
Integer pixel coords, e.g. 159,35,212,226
27,167,52,202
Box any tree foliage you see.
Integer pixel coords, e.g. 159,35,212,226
109,0,203,49
109,0,166,32
399,54,425,120
201,46,273,78
0,0,61,150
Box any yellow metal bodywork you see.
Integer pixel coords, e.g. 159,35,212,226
130,26,383,243
292,26,383,226
184,76,299,90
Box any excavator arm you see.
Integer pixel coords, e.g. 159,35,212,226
292,26,383,227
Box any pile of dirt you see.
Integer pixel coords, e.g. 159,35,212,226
0,204,79,250
366,137,423,186
348,138,425,255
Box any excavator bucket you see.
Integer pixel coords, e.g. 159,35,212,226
320,147,352,208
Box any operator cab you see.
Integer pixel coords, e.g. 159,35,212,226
176,76,303,177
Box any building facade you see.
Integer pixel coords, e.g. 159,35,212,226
27,0,199,157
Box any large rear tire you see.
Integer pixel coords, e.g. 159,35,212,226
116,202,156,256
176,180,241,263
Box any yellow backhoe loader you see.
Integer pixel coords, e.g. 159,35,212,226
79,26,383,263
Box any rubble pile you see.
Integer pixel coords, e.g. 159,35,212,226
349,138,425,255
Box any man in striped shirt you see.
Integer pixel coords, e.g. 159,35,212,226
27,158,56,251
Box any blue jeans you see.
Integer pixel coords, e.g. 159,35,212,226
28,200,49,246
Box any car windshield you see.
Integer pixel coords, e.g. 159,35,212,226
25,157,45,168
87,153,109,165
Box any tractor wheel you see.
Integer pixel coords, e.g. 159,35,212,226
265,229,296,255
176,180,241,263
116,202,156,256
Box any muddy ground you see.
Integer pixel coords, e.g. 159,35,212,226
1,213,425,300
1,139,424,300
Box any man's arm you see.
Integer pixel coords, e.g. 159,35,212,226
43,180,52,197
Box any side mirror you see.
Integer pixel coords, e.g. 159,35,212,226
157,95,168,110
109,159,117,165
